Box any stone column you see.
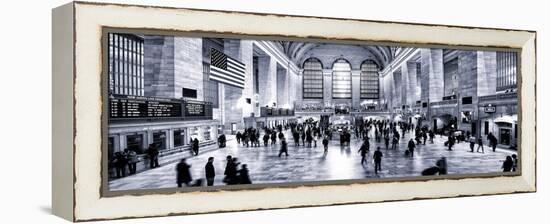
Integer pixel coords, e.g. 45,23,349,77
404,62,418,106
392,71,402,109
118,135,126,153
476,51,497,97
420,48,444,103
276,65,289,107
400,65,410,107
223,39,253,130
420,48,444,127
257,55,277,107
168,129,175,149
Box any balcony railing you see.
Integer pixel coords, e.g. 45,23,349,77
260,107,295,117
429,99,458,107
478,92,518,102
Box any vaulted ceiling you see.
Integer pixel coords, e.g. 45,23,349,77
275,41,397,69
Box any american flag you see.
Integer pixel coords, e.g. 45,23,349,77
210,48,246,89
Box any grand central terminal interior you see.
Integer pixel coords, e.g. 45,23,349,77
106,33,519,190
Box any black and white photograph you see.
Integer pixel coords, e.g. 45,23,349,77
105,31,520,192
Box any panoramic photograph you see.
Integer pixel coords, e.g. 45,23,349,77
105,32,519,191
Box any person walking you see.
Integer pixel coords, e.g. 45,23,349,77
512,154,518,172
447,135,455,151
146,144,160,168
313,133,318,147
176,159,192,187
407,138,416,157
373,147,383,174
468,135,476,152
218,134,226,148
476,137,484,153
193,138,200,155
235,132,241,144
279,138,289,157
271,131,277,145
502,156,514,172
125,148,139,175
436,157,448,175
488,132,498,152
239,164,252,184
429,130,435,143
293,131,300,146
112,151,128,178
263,133,270,147
205,157,215,186
358,140,370,165
223,155,233,184
384,134,390,150
322,136,329,154
391,136,398,150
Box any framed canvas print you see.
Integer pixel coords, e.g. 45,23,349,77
52,1,537,222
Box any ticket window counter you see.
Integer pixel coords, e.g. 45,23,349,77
203,126,212,141
126,133,144,154
173,129,185,148
189,127,199,144
499,128,512,145
152,131,167,150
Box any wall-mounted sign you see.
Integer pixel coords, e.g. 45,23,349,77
184,101,206,117
109,95,182,118
484,104,497,113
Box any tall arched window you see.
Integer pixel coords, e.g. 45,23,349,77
302,58,323,99
332,59,352,99
360,60,380,99
496,51,517,91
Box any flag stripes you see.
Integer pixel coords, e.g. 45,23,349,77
209,48,246,89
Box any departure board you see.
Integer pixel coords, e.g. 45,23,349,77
184,101,206,117
109,95,182,119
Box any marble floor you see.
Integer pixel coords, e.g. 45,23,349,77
109,129,516,191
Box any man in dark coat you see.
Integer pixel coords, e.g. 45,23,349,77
373,147,383,174
218,134,226,148
112,151,128,178
223,155,233,184
205,157,215,186
488,132,498,152
228,158,240,185
502,156,514,172
263,133,269,146
436,157,448,175
176,159,192,187
147,144,159,168
271,132,277,145
279,138,289,157
358,140,370,165
322,136,329,154
239,164,252,184
193,138,200,155
407,138,416,157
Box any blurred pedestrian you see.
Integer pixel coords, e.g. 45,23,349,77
205,157,215,186
176,159,192,187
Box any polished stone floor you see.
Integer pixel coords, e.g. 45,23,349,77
109,128,516,191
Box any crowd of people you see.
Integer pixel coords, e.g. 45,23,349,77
175,155,252,187
111,118,518,185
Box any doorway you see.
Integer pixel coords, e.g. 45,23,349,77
500,128,511,145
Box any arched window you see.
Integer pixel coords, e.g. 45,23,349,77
302,58,323,99
360,60,380,99
332,59,352,99
496,51,517,91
